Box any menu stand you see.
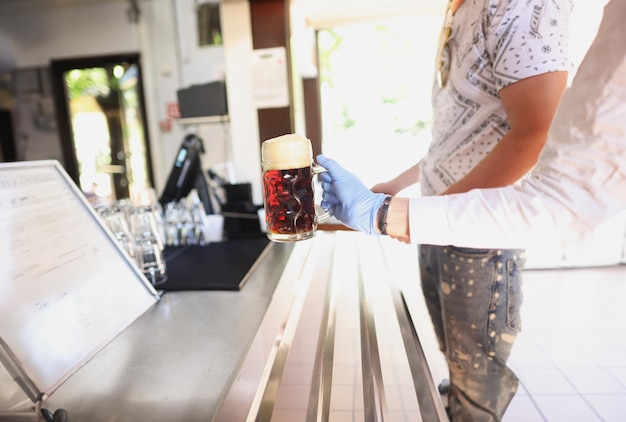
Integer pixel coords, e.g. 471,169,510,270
0,161,160,420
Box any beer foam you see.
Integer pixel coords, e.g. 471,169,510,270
262,134,313,170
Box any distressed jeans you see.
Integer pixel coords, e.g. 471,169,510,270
419,245,526,422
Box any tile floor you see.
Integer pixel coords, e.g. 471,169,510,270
502,265,626,422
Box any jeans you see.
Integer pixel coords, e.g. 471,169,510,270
419,245,526,422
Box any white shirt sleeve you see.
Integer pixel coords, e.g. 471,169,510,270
408,0,626,249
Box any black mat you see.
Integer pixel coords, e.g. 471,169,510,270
159,237,270,291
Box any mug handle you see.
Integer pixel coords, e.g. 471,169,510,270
312,163,332,223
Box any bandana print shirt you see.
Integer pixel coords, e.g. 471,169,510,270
420,0,572,196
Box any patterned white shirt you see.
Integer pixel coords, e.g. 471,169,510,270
420,0,572,196
409,0,626,249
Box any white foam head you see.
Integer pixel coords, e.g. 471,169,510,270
261,134,313,171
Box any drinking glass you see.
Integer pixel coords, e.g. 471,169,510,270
129,206,167,286
97,205,137,262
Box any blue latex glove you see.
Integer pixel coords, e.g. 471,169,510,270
317,155,387,236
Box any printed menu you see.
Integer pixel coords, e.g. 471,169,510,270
0,161,158,399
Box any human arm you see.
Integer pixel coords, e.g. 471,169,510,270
379,71,568,241
371,162,421,195
319,0,626,248
440,71,568,195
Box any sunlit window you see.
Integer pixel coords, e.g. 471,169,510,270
317,13,442,192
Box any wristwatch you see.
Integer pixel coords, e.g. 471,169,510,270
377,195,393,235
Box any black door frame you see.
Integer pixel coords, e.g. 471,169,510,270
50,53,155,190
0,110,17,162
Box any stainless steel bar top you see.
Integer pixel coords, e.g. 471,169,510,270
4,232,447,421
38,241,294,422
216,231,448,422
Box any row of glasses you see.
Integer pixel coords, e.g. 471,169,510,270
95,190,223,286
163,199,211,247
95,201,167,287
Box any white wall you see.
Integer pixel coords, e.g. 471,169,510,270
221,0,262,204
0,0,264,203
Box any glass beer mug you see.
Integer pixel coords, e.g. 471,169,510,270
261,134,331,242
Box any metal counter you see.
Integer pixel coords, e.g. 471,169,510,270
2,239,292,421
2,232,447,421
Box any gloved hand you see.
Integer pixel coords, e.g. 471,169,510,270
317,155,387,235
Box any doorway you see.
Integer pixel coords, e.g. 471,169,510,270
51,53,154,204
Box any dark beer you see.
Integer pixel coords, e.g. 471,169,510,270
262,166,316,240
262,134,328,242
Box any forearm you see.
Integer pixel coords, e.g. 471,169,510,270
372,162,421,195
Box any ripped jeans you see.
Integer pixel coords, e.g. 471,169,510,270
419,245,526,422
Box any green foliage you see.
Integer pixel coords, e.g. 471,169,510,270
317,29,342,88
317,17,437,139
64,67,111,100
